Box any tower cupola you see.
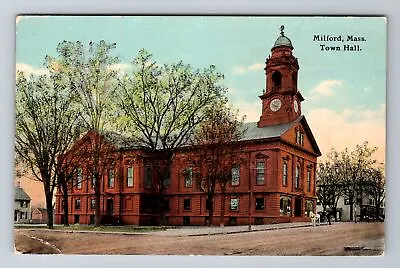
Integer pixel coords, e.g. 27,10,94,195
258,26,304,128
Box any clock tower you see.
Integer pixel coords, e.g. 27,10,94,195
258,26,304,128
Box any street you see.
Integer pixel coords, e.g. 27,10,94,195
14,222,384,256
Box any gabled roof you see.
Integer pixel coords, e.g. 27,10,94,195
33,208,48,215
15,187,31,201
103,131,139,150
240,119,298,141
240,116,321,156
76,116,320,156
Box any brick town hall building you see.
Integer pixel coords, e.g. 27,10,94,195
55,28,321,226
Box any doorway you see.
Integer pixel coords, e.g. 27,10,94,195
106,199,114,216
294,197,302,217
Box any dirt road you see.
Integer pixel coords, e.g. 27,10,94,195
14,222,384,256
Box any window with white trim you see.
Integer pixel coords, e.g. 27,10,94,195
230,197,239,211
76,168,82,189
231,165,240,186
127,167,133,187
256,161,265,185
295,165,300,189
283,162,288,186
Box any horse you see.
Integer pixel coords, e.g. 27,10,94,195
310,211,320,227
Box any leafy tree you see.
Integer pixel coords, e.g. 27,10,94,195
340,142,378,221
48,40,120,226
15,71,80,229
190,107,244,226
316,142,379,221
364,166,385,219
116,49,227,224
316,155,343,220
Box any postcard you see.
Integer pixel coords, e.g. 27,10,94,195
14,16,386,256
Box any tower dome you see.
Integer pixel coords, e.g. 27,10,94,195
272,25,293,49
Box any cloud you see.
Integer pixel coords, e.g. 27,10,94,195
107,63,132,75
311,80,343,98
232,63,264,75
306,106,385,163
16,63,49,77
231,100,261,122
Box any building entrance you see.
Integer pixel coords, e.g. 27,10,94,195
294,197,302,217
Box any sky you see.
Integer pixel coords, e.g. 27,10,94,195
15,16,386,206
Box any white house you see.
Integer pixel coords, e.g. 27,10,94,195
14,183,32,223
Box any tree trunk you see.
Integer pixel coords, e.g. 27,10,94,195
349,193,354,221
158,152,172,226
208,194,214,227
62,181,69,226
45,190,54,229
95,173,101,227
219,188,226,227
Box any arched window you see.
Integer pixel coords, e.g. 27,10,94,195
295,165,300,189
282,162,288,186
272,71,282,89
292,72,297,88
307,169,311,191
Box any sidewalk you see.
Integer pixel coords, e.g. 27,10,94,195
16,221,333,237
152,221,326,237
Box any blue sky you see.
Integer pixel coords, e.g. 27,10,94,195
15,16,386,161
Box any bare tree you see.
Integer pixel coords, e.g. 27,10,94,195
190,107,244,226
116,49,227,224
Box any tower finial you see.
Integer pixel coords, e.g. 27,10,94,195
280,25,285,36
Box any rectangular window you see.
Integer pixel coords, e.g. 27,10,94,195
283,162,288,186
305,200,313,217
256,161,265,185
108,169,115,188
280,196,291,216
127,167,133,187
344,198,350,205
90,199,96,209
307,170,311,191
164,200,170,211
75,199,81,210
230,197,239,211
183,198,191,211
76,168,82,189
206,197,211,211
231,165,240,186
256,198,265,210
369,198,375,206
184,167,193,187
163,170,171,187
145,167,152,187
296,131,304,145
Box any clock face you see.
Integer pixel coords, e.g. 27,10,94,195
269,98,282,112
294,100,299,113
